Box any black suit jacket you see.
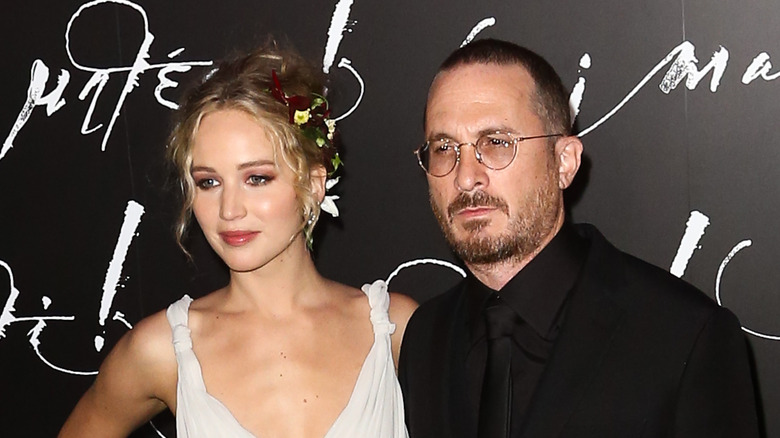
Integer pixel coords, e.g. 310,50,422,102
399,224,759,438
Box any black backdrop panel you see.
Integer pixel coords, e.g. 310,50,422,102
1,1,779,436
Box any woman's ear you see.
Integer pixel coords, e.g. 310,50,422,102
310,164,327,203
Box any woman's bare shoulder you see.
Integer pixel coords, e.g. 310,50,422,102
58,303,180,437
98,305,179,401
331,279,417,323
121,306,177,367
387,290,418,366
388,292,418,335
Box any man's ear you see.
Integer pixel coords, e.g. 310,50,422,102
310,164,328,202
555,136,583,190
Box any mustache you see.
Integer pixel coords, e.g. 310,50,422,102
447,191,509,220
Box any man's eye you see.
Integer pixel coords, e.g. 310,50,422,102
485,137,511,147
432,142,454,154
196,178,218,189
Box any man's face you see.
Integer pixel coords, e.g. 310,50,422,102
424,63,564,266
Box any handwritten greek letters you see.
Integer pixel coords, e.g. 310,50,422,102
0,200,143,375
1,0,212,163
577,42,778,137
0,259,90,375
743,52,780,84
1,60,69,161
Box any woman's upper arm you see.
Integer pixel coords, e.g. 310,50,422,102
388,292,419,367
59,311,176,437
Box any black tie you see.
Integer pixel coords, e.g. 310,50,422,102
477,297,517,438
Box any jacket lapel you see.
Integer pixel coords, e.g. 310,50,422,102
518,228,627,438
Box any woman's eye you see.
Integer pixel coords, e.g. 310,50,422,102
248,174,273,186
196,178,219,189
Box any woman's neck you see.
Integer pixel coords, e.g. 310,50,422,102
224,239,329,315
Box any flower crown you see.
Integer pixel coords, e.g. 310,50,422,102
269,69,341,218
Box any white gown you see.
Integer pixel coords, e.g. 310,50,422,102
165,280,409,438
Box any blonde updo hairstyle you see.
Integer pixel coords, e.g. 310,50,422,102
168,44,330,252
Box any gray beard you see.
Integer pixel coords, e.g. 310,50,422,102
430,170,561,266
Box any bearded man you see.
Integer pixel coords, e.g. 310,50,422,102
398,38,759,438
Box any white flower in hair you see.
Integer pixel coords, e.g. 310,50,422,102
325,119,336,140
321,177,340,217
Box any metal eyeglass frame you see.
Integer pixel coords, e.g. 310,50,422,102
414,131,563,177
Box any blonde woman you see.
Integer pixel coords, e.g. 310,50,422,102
60,44,416,438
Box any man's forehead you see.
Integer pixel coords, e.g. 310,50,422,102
427,63,534,113
430,62,532,91
425,63,537,133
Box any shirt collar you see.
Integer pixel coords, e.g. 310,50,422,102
466,224,589,338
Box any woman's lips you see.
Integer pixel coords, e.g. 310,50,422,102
219,230,259,246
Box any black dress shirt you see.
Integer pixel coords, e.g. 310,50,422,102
465,225,589,435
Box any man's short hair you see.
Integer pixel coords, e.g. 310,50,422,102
438,39,572,137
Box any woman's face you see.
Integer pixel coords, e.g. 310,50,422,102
189,109,307,273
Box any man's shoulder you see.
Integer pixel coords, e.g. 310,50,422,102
575,223,725,317
402,280,465,341
409,279,464,318
417,280,465,310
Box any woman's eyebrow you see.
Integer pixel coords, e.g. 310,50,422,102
237,159,275,170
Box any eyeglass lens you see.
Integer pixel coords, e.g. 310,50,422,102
419,133,516,176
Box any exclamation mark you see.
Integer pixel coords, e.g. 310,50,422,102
670,210,710,278
570,53,591,126
95,200,144,352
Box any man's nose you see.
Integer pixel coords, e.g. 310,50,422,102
454,144,488,192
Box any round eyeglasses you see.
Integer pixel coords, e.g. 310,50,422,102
414,131,563,177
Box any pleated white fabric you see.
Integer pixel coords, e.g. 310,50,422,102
165,279,408,438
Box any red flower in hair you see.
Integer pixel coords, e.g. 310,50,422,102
267,70,339,176
267,70,342,236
